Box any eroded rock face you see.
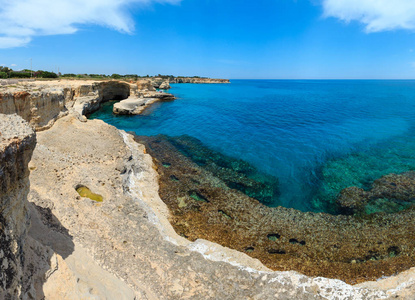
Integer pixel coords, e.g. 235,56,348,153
159,81,171,90
72,81,132,116
0,114,36,299
0,88,72,130
150,77,171,90
113,90,176,115
113,98,148,115
136,79,156,91
0,80,134,130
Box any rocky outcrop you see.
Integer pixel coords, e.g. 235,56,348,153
159,81,171,89
0,78,175,124
72,80,133,116
0,88,72,130
113,98,149,115
150,77,171,90
136,79,155,91
170,77,230,84
0,114,36,299
114,91,175,115
0,80,135,130
337,172,415,215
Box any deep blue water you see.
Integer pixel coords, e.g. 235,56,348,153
90,80,415,212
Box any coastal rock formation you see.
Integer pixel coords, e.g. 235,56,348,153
150,77,171,90
0,80,136,130
159,80,171,89
72,80,133,116
136,79,155,91
337,172,415,215
170,77,230,84
113,97,151,115
113,91,175,115
0,114,35,299
139,90,175,100
0,87,72,130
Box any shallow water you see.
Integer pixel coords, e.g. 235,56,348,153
90,80,415,212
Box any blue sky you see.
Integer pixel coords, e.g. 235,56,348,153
1,0,415,79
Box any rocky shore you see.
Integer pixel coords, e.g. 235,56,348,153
0,79,415,299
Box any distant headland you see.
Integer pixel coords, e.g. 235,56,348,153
0,66,229,84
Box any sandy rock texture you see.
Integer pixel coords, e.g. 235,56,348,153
0,114,36,299
113,91,175,115
0,80,136,130
150,78,171,90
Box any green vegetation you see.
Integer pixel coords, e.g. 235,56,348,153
9,71,31,78
33,71,58,78
0,65,58,79
0,66,211,81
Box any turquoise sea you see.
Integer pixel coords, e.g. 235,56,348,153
90,80,415,213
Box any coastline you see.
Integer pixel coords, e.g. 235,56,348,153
0,79,414,298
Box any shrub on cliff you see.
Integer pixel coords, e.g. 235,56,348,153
32,71,58,78
0,72,7,79
62,73,77,78
40,71,58,78
9,71,31,78
111,74,121,79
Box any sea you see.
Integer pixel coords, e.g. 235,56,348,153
90,80,415,213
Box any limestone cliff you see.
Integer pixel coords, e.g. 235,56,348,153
150,77,171,90
136,79,156,91
0,114,36,299
0,80,135,130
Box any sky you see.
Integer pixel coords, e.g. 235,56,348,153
1,0,415,79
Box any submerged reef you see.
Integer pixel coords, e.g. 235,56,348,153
137,134,415,284
164,135,280,205
336,172,415,216
312,134,415,214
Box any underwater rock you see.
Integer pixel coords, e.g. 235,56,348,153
136,133,415,284
336,186,369,215
163,135,279,205
337,172,415,215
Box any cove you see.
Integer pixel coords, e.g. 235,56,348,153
90,79,415,214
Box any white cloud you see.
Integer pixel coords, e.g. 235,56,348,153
322,0,415,32
0,37,31,49
0,0,181,48
10,64,17,67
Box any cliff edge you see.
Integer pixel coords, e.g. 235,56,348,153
0,115,35,299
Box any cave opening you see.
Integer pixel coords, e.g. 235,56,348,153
101,82,131,102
